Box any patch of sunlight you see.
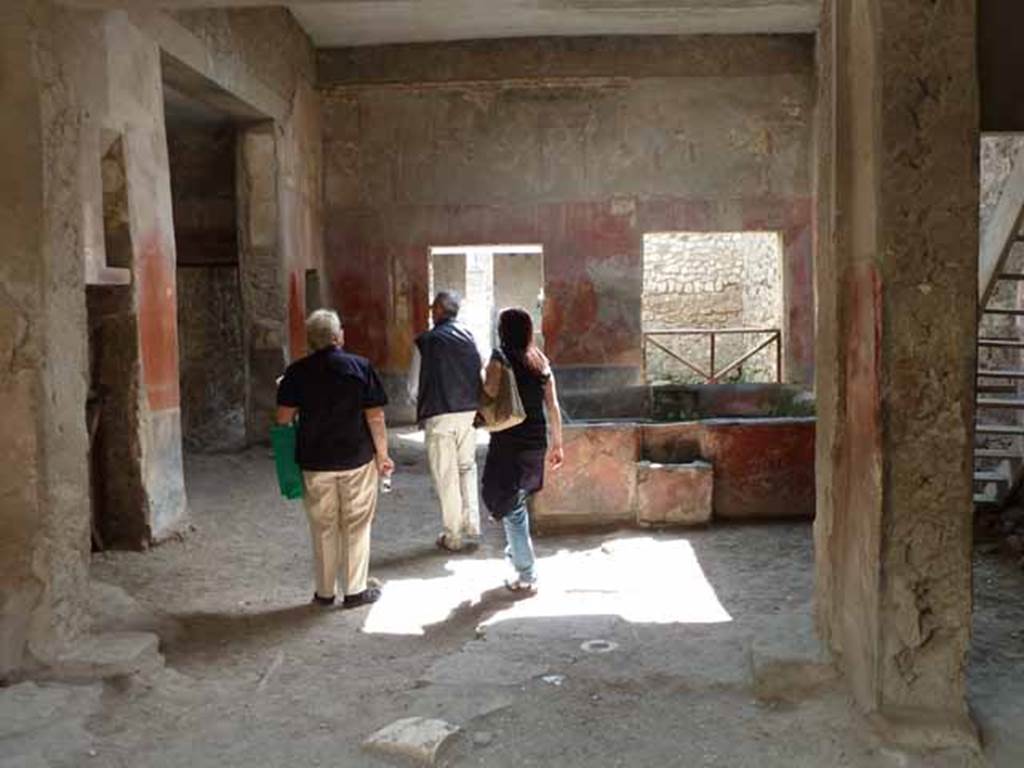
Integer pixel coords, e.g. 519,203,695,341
362,537,731,636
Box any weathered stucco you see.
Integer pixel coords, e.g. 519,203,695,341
0,0,321,679
319,35,815,403
813,0,977,729
0,0,91,682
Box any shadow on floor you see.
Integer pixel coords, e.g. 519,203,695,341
163,604,328,664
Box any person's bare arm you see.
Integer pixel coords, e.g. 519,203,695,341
275,406,297,425
544,374,564,469
483,358,502,399
364,407,395,476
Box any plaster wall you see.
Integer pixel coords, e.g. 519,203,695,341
494,252,545,344
814,0,977,723
0,0,91,681
494,253,544,314
0,1,321,678
319,35,815,402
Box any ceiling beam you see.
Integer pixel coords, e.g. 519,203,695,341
59,1,820,48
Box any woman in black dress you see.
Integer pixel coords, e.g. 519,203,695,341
481,308,564,591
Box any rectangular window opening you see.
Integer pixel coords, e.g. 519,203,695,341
641,231,783,384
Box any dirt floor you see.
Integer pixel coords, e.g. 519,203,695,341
4,433,1023,767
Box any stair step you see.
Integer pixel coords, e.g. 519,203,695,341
977,368,1024,380
978,338,1024,348
976,424,1024,436
975,448,1023,459
984,308,1024,316
974,492,999,506
977,397,1024,409
999,273,1024,281
978,386,1019,395
974,470,1010,483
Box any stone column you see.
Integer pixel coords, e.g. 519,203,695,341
813,0,978,735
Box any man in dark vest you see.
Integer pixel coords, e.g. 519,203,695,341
408,291,483,551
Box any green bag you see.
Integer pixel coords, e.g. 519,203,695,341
270,423,304,500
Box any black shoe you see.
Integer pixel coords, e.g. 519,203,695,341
343,587,381,608
311,593,336,607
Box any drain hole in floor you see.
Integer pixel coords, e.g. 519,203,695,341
580,639,619,654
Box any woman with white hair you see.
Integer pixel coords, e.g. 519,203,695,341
275,309,394,608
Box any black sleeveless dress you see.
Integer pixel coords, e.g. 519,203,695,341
481,348,550,520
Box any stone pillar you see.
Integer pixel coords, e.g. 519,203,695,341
813,0,978,734
238,125,286,443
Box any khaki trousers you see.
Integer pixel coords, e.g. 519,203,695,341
424,411,480,548
302,460,378,598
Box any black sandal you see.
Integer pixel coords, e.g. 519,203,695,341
343,587,381,608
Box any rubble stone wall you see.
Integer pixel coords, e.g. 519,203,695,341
642,232,783,382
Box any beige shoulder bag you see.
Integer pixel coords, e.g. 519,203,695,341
478,350,526,432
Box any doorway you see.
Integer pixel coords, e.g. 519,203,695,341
428,244,544,357
164,85,247,453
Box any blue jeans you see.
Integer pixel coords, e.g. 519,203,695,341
502,491,537,583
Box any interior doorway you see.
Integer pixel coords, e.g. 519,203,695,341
430,244,548,360
428,245,544,358
164,85,247,453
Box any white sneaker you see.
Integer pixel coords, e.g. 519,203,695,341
504,578,537,593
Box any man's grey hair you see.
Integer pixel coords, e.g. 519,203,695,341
433,291,460,320
306,309,342,351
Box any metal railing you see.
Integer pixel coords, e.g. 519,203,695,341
642,327,782,384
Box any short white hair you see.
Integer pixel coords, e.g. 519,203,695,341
306,309,342,351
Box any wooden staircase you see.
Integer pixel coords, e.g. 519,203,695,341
975,146,1024,507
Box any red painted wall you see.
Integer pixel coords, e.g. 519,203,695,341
326,196,813,383
138,230,181,411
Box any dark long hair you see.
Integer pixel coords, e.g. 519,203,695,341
498,307,547,376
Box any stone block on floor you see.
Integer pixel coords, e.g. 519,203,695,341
636,460,712,525
363,716,460,765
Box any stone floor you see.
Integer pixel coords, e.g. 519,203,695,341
2,433,1022,767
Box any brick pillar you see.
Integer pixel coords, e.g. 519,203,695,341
813,0,978,734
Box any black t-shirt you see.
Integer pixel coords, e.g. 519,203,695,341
276,347,389,471
490,347,550,450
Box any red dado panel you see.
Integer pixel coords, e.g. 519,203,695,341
532,417,815,530
138,230,180,411
694,419,815,520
